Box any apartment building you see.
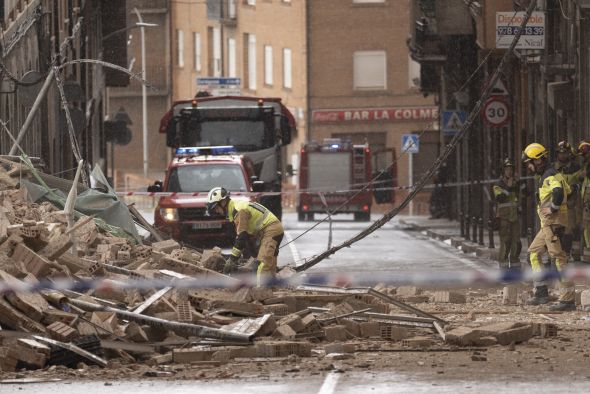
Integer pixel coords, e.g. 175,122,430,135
166,0,435,211
106,0,171,186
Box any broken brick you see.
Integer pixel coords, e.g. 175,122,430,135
47,321,78,341
324,325,348,342
173,346,214,363
433,291,466,304
359,322,380,338
278,314,304,333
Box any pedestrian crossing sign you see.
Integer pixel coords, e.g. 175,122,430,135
402,134,419,154
442,110,467,135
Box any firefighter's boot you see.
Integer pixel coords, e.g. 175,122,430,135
526,285,549,305
549,301,576,311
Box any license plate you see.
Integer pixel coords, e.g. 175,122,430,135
191,222,223,230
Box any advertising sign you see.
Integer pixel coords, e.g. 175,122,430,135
496,12,545,49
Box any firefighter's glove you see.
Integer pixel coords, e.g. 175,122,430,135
223,255,239,275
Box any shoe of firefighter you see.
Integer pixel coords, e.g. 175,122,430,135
549,301,576,312
526,285,549,305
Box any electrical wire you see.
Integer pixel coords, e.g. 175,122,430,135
293,0,538,273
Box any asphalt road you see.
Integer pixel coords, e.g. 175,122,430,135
3,371,588,394
277,212,495,275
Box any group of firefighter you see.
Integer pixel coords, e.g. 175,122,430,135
493,140,590,311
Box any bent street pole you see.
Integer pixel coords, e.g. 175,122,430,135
134,7,149,179
8,69,55,155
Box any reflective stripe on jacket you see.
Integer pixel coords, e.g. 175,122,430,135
537,167,570,227
493,178,519,222
228,199,279,236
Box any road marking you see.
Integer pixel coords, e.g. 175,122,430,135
318,372,341,394
284,231,302,266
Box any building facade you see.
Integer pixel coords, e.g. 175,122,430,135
410,0,590,234
161,0,436,213
106,0,171,188
1,0,128,178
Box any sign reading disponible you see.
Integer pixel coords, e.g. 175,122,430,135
496,12,545,49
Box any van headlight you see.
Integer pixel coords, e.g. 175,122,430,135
160,208,179,222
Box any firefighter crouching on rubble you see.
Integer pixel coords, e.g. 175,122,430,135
522,143,575,311
492,158,521,271
578,141,590,263
554,141,582,261
206,187,284,285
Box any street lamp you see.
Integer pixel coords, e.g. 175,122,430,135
132,7,157,179
103,11,157,179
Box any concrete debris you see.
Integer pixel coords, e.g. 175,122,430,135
0,169,575,378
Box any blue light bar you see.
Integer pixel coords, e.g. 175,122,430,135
175,146,237,156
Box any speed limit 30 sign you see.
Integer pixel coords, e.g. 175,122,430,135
483,97,510,127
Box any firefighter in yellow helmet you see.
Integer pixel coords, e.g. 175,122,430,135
553,141,582,261
492,158,521,271
578,141,590,263
206,187,284,286
522,143,575,311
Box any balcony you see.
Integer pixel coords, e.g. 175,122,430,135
207,0,237,26
470,0,514,49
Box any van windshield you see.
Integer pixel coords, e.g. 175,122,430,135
167,164,248,192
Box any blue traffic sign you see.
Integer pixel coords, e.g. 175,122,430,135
442,110,467,135
402,134,420,154
197,77,241,86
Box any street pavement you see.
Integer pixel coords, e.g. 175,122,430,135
3,371,588,393
277,212,496,275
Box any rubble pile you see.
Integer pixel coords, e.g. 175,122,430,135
0,165,567,379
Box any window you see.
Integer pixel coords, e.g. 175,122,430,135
228,38,237,77
213,27,221,77
176,29,184,67
264,45,273,85
283,48,292,89
193,33,201,72
246,0,256,5
353,50,386,90
408,55,421,89
247,34,257,90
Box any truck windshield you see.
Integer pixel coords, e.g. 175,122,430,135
167,164,248,192
185,120,270,151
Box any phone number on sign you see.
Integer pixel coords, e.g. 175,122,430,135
497,26,544,36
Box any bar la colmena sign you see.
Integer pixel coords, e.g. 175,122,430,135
312,106,439,123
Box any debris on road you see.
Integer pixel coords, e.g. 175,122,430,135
0,163,588,382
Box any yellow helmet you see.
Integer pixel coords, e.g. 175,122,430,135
522,143,547,163
578,141,590,156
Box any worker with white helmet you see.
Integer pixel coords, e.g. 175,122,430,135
206,186,284,285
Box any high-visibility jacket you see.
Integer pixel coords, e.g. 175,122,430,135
581,165,590,222
537,167,570,227
228,199,279,236
228,199,279,259
493,177,519,222
554,161,581,210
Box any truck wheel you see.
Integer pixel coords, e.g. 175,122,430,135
354,212,371,222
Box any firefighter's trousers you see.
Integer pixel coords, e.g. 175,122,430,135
256,221,284,286
583,221,590,263
498,219,521,269
528,225,575,302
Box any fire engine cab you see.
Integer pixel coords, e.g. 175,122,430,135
151,146,260,245
298,139,373,222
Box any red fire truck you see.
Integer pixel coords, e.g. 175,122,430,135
297,139,373,221
297,139,397,222
157,95,295,219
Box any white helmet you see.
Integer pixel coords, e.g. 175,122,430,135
206,186,229,215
